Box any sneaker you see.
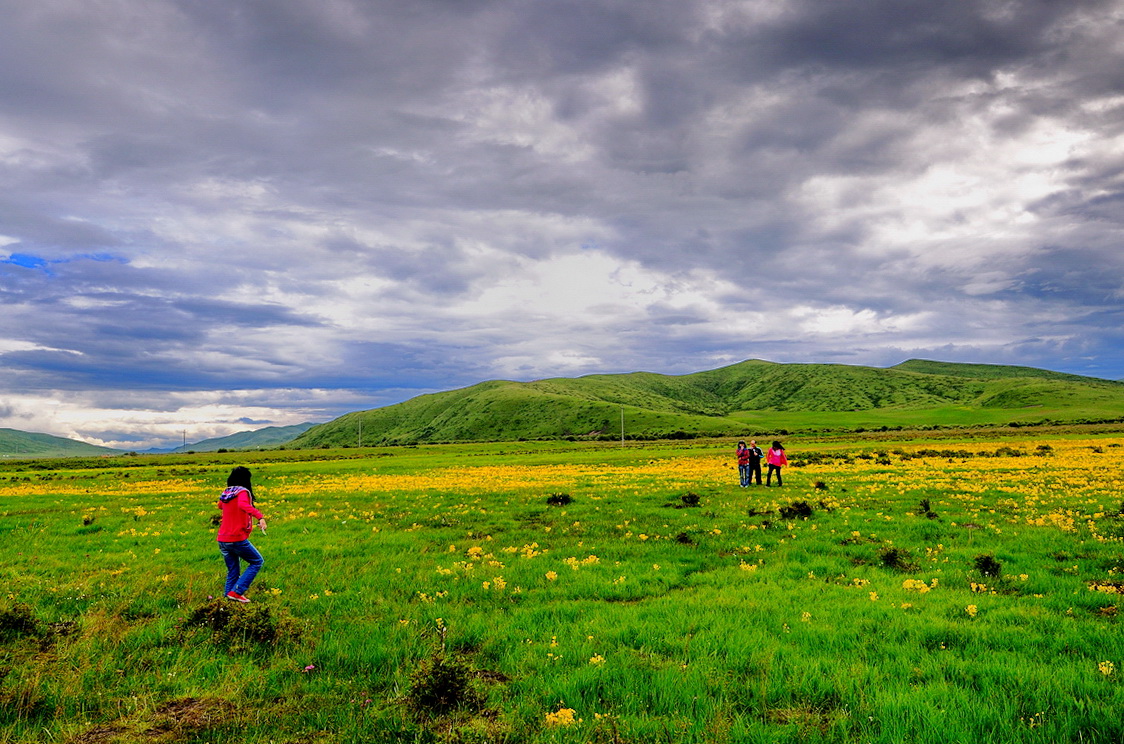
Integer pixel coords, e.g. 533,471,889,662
225,591,250,603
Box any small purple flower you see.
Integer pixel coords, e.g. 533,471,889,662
303,664,316,673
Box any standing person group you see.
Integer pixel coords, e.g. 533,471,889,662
736,439,764,487
216,466,268,603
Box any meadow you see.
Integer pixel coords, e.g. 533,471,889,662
0,430,1122,743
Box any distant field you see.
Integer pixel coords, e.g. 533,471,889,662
726,403,1118,432
1,430,1122,743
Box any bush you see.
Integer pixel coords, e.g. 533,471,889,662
779,501,813,519
0,603,41,641
878,547,917,572
546,493,573,506
405,653,483,718
183,600,299,647
974,554,1003,578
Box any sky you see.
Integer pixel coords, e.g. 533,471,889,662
2,0,1123,450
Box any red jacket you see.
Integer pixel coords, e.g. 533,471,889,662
216,486,264,542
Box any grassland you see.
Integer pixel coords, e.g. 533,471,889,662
1,428,1122,743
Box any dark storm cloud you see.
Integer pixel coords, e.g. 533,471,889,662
1,0,1123,447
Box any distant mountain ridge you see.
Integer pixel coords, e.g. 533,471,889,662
290,359,1124,447
168,422,318,453
0,428,118,458
0,423,319,459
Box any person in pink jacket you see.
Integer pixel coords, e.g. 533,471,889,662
766,440,788,487
216,466,268,603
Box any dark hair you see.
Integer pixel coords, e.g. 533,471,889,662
227,466,255,503
772,440,783,450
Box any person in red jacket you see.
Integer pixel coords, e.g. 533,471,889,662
216,466,268,603
766,441,788,487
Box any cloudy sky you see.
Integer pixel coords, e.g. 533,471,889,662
2,0,1123,449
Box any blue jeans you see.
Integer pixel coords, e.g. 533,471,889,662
218,540,264,595
738,464,751,486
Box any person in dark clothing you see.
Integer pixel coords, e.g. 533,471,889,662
746,440,764,485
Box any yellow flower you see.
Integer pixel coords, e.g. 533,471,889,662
1099,660,1116,677
545,708,581,727
589,654,606,665
902,579,931,593
869,592,879,602
545,571,558,581
966,604,978,618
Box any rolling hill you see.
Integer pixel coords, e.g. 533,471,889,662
168,422,319,453
0,428,119,458
290,359,1124,447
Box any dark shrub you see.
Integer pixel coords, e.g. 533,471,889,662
405,653,483,717
183,600,298,646
0,603,41,640
779,501,813,519
974,554,1002,578
878,547,917,572
546,493,573,506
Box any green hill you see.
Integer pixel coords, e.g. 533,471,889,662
171,423,318,453
290,359,1124,447
0,428,119,459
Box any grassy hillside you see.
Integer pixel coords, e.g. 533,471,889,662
172,422,318,453
0,428,118,458
291,359,1124,448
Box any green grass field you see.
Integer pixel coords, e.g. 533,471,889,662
1,430,1122,743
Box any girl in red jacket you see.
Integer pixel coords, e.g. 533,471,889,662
216,466,268,603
